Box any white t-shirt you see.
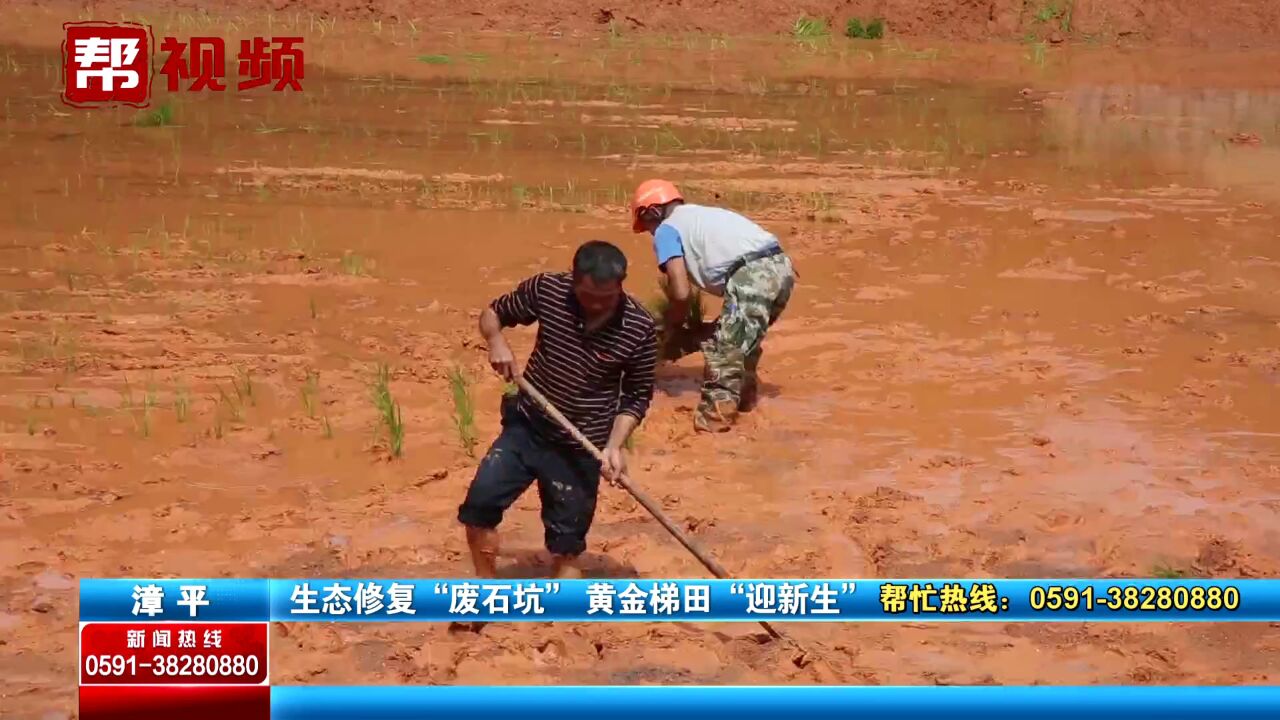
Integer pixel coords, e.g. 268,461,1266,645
652,204,780,296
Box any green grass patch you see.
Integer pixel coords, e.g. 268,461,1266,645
846,17,886,39
1031,1,1073,31
134,102,174,128
415,54,452,65
447,365,477,457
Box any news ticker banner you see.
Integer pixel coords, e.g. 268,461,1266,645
78,686,1280,720
80,578,1274,623
78,579,1280,719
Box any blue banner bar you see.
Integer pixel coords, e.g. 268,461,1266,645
79,579,269,622
270,686,1280,720
80,578,1276,623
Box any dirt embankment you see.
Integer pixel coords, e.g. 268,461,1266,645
27,0,1280,47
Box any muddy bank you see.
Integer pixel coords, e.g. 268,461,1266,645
12,0,1280,47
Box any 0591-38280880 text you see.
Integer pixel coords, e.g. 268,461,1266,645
83,653,260,679
1028,583,1241,613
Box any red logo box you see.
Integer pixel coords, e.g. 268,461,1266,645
62,21,154,108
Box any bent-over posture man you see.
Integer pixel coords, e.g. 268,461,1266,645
631,179,796,433
457,240,657,579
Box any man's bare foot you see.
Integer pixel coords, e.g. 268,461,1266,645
465,526,500,578
551,554,583,579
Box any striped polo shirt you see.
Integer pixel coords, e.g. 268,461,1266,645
491,272,657,450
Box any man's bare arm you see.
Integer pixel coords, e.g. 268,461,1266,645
662,257,692,327
480,307,518,380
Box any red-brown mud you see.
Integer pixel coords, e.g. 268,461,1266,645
2,5,1280,718
14,0,1280,47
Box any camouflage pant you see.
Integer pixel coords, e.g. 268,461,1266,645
699,253,795,422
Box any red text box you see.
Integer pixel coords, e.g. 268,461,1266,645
80,685,269,720
80,622,267,685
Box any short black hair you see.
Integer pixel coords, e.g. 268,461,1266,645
572,240,627,283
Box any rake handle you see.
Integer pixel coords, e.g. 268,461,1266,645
513,376,789,644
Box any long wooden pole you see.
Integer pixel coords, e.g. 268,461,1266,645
515,376,808,652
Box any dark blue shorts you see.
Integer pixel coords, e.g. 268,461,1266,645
457,398,603,557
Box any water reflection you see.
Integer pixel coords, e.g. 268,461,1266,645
1044,85,1280,198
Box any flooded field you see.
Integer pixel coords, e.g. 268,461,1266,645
2,7,1280,715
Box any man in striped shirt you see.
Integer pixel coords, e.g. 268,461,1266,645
458,241,658,580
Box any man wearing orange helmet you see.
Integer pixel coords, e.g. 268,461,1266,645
631,179,796,432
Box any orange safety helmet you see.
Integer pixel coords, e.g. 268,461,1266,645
630,179,683,233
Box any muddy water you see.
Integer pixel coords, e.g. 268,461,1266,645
3,20,1280,716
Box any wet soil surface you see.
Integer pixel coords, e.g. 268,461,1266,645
2,8,1280,716
11,0,1280,46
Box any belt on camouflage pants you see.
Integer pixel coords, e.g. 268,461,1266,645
725,245,784,281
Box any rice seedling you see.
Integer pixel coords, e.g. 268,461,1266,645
447,365,477,457
416,54,452,65
27,415,36,435
1027,41,1048,68
134,101,175,128
509,185,528,208
1152,562,1187,579
846,17,886,39
502,381,518,397
218,385,243,422
322,414,334,439
807,191,835,213
792,16,830,45
607,19,624,43
300,372,319,418
133,386,156,438
233,367,255,406
309,296,318,320
174,387,190,423
647,282,706,327
341,252,366,276
371,363,405,458
647,282,710,360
